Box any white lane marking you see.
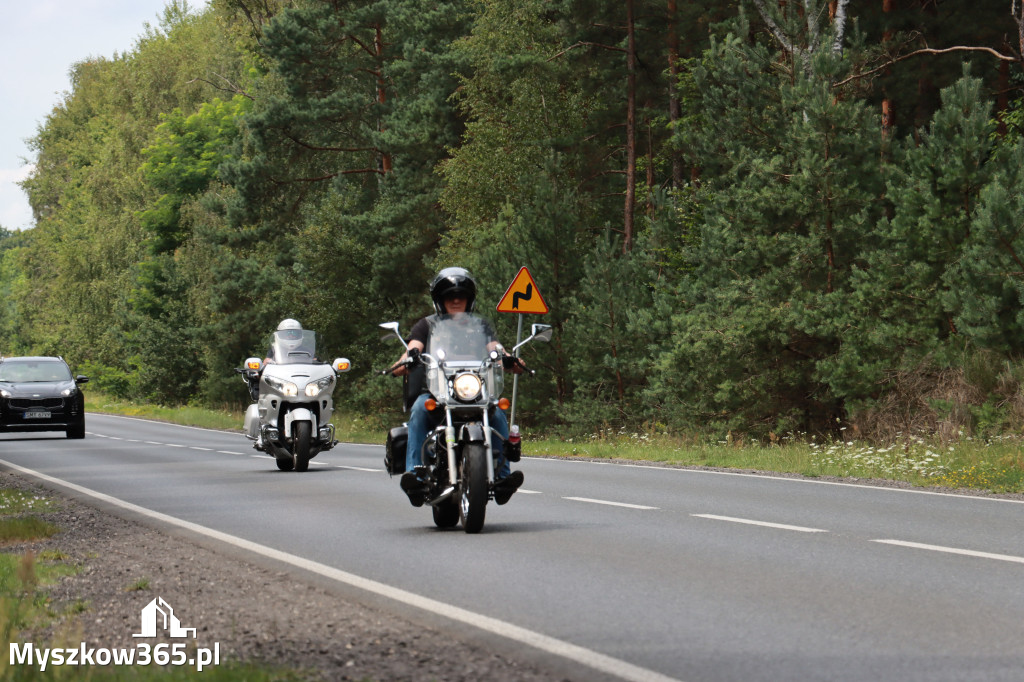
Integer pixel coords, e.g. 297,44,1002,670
692,514,828,533
518,489,542,495
564,496,658,510
873,539,1024,565
1,460,683,682
144,441,163,446
191,447,213,452
335,466,382,472
217,451,243,455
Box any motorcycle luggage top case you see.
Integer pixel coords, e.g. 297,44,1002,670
385,425,408,475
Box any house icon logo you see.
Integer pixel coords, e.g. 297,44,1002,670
133,597,197,638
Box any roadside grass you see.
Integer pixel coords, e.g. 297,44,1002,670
84,392,1024,494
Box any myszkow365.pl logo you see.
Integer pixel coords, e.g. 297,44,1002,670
10,596,221,672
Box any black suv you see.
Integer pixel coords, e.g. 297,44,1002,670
0,356,88,439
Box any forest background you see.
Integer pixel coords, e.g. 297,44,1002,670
3,0,1024,444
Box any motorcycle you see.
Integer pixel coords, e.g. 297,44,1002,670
380,314,552,533
237,328,351,472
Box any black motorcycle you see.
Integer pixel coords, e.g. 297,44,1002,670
380,314,551,533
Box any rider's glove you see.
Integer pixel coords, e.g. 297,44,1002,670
407,347,421,365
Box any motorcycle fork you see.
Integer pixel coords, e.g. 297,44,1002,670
442,407,495,487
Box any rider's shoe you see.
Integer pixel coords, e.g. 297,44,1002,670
400,469,430,507
493,470,524,505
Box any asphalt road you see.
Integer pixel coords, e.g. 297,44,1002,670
2,413,1023,682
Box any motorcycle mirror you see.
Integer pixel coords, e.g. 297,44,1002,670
531,324,553,343
378,321,408,348
332,358,352,373
512,324,554,353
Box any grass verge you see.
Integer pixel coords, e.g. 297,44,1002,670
84,392,1024,494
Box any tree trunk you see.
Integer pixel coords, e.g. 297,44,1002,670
376,25,392,174
667,0,684,189
623,0,637,253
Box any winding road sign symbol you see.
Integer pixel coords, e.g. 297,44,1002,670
497,267,548,315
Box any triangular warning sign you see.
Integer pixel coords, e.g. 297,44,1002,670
496,266,549,315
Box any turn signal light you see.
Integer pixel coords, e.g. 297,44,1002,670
498,398,510,410
425,398,437,411
247,360,261,370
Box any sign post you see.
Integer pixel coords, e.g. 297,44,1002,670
496,266,549,425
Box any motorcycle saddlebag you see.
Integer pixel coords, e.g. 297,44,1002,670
385,425,408,475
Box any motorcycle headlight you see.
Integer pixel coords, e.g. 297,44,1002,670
452,372,482,401
265,376,298,397
305,376,334,397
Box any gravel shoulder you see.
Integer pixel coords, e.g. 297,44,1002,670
1,469,568,682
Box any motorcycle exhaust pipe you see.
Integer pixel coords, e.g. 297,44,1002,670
428,486,456,506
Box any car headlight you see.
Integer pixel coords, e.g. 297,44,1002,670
0,389,9,398
264,376,298,397
452,372,482,401
305,376,334,397
62,387,75,397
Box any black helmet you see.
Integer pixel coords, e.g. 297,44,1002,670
430,267,477,314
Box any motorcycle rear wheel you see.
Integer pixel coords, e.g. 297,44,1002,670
432,499,459,528
459,443,488,533
293,422,312,472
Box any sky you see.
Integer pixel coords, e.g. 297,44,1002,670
0,0,209,231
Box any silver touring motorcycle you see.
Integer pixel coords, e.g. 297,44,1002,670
237,329,351,471
381,314,552,533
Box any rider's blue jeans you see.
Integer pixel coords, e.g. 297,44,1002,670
406,393,511,478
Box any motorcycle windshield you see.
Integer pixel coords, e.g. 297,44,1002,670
426,314,496,364
268,329,317,364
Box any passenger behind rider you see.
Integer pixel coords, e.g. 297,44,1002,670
390,267,525,507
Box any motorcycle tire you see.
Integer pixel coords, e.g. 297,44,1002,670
293,422,312,472
459,443,488,534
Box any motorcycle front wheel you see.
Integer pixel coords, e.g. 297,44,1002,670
293,422,312,472
458,443,488,533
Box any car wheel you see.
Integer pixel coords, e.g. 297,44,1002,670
66,420,85,439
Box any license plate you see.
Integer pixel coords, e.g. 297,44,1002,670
24,411,51,419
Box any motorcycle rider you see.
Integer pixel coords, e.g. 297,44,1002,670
391,267,525,506
265,318,305,364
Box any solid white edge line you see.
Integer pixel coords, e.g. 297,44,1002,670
0,459,683,682
872,539,1024,564
692,514,828,533
564,496,658,510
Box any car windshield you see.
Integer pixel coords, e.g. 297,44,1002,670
426,313,496,363
0,361,72,383
267,329,317,365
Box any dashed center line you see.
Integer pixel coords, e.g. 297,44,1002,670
692,514,828,533
872,539,1024,564
563,496,658,510
335,465,383,472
